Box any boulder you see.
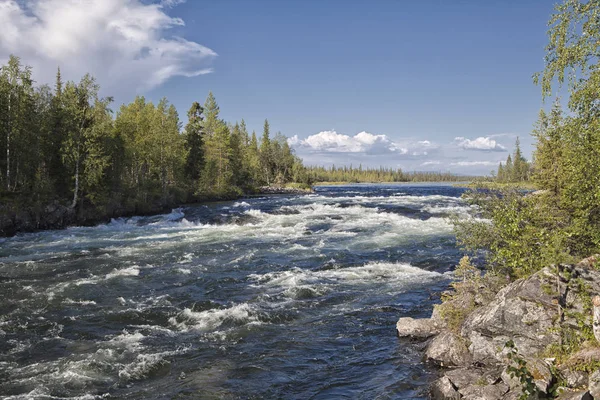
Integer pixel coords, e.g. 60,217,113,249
588,370,600,398
560,368,589,389
500,357,553,393
459,382,509,400
430,376,461,400
555,389,593,400
460,267,561,365
396,317,439,339
425,331,472,367
445,367,501,390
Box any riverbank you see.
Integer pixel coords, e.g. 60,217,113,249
398,255,600,399
0,185,315,237
452,181,538,190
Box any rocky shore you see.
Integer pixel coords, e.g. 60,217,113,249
398,256,600,399
256,185,314,195
0,186,315,237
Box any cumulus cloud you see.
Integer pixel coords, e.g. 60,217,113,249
0,0,216,94
290,130,407,155
454,136,506,152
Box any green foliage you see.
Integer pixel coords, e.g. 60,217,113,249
505,340,539,400
455,255,480,282
454,188,573,278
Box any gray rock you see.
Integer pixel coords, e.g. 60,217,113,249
501,357,553,394
588,370,600,398
396,317,439,339
459,382,509,400
461,267,561,365
560,368,588,389
445,367,501,390
425,331,472,367
555,389,593,400
430,376,461,400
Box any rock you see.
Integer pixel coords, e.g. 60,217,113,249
425,331,472,367
431,305,448,329
588,370,600,398
555,389,593,400
396,317,439,339
460,267,561,365
459,382,509,400
430,376,461,400
445,367,501,390
560,368,588,389
258,186,313,195
501,357,553,394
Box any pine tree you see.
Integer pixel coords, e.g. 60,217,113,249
259,119,272,185
184,101,204,182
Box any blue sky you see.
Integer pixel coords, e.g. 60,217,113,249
0,0,557,174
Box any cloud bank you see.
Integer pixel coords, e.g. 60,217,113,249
288,131,408,155
0,0,216,94
290,131,514,174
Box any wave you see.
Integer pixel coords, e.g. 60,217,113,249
249,261,444,300
168,303,259,332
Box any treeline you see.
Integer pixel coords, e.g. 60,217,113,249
307,165,472,183
0,55,308,217
494,138,531,183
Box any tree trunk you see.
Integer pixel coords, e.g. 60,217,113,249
6,129,10,191
593,296,600,344
71,143,80,209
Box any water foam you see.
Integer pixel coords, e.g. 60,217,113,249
249,261,444,300
168,303,258,332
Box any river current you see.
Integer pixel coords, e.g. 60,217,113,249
0,184,468,399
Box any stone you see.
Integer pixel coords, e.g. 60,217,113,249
560,368,588,389
588,370,600,398
396,317,439,339
430,376,461,400
459,382,509,400
500,357,553,394
460,267,561,365
425,331,472,367
445,367,501,390
555,389,593,400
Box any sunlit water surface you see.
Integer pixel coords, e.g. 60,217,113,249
0,184,469,399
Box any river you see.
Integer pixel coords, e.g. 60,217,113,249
0,184,468,399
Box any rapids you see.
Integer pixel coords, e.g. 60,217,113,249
0,184,468,399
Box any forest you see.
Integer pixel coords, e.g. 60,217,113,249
0,56,310,222
307,165,474,184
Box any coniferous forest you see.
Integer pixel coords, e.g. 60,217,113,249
0,56,312,231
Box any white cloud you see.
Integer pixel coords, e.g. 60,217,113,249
450,161,499,167
454,136,506,151
421,161,441,166
0,0,216,94
292,130,407,155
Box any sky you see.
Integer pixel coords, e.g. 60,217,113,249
0,0,557,175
